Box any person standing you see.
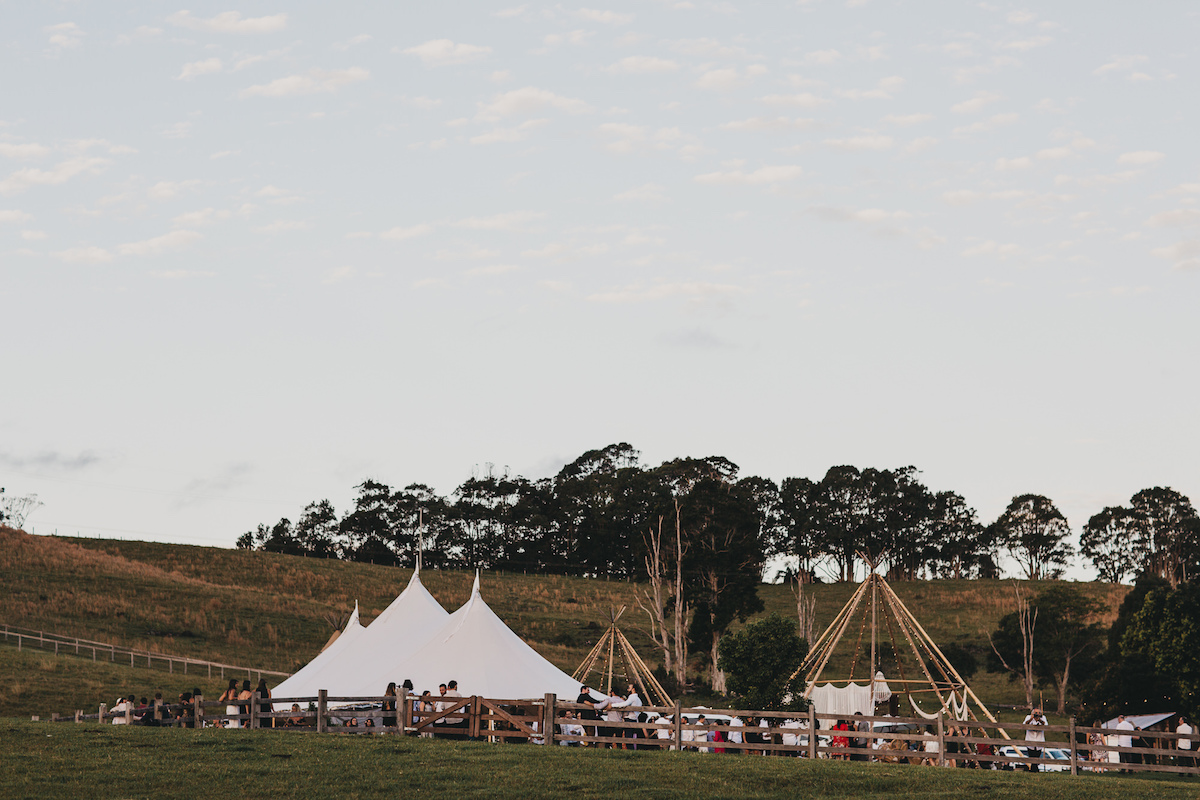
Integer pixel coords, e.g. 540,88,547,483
218,679,240,728
1023,708,1047,772
608,684,644,749
1178,716,1194,774
382,682,398,729
1116,714,1136,770
255,678,273,728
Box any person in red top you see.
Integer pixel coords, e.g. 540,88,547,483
832,720,851,760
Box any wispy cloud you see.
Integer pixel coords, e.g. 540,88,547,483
240,68,369,98
402,39,493,66
168,11,288,34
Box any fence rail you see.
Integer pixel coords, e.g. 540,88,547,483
1,623,290,682
35,691,1200,778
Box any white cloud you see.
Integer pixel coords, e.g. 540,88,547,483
21,230,48,240
178,58,223,80
380,223,433,240
115,25,163,45
578,8,634,24
0,157,111,195
961,240,1022,258
466,263,522,276
542,30,594,48
943,190,983,206
597,124,705,158
45,22,85,50
614,183,669,203
490,70,513,83
476,87,592,121
695,65,767,91
836,75,905,100
902,137,939,155
1117,150,1164,166
951,91,1002,114
1093,55,1148,76
804,49,841,65
172,208,231,227
882,113,932,126
1004,36,1053,51
322,266,356,284
588,281,746,304
1007,10,1037,23
239,68,369,98
332,34,372,51
0,209,34,223
0,142,52,159
605,56,680,74
118,230,202,256
719,117,814,132
167,11,288,34
1146,209,1200,228
149,270,216,279
52,246,112,263
1151,239,1200,271
148,180,202,200
824,134,893,151
669,38,754,59
453,211,545,231
495,5,528,17
1036,146,1074,160
758,92,830,108
470,118,548,144
952,112,1019,135
435,246,499,260
254,220,306,234
694,165,803,185
402,39,493,66
995,157,1032,171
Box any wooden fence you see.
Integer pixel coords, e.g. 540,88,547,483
1,623,290,682
40,692,1200,778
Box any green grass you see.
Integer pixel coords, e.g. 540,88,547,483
1,721,1195,800
1,528,1129,719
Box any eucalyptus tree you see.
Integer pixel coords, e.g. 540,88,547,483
992,494,1073,580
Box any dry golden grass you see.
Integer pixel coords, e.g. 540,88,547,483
0,527,1130,718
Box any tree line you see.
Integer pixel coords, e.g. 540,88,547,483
236,444,1197,694
237,442,1198,588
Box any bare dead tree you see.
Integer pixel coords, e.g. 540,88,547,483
637,502,690,687
0,490,42,530
987,581,1038,709
792,577,817,644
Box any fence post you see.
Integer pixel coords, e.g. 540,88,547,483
808,706,817,759
400,694,411,735
75,710,82,724
126,701,133,725
52,713,59,723
99,703,108,725
249,696,259,729
317,690,327,734
543,693,556,746
469,696,481,740
155,699,163,722
1069,717,1078,775
674,700,683,752
937,715,945,767
195,695,204,728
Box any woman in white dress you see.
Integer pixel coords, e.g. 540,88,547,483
218,679,241,728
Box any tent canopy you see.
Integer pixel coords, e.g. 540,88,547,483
273,571,448,701
378,573,586,700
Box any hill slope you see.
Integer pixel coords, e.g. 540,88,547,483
0,528,1127,717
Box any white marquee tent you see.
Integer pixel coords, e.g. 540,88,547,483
346,573,588,701
273,569,449,701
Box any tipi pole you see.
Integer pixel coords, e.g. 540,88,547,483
796,577,872,692
572,631,611,683
605,622,617,695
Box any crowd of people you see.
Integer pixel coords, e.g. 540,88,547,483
97,678,1199,775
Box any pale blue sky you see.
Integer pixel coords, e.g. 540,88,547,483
2,2,1197,578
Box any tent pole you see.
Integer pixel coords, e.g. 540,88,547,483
795,577,871,694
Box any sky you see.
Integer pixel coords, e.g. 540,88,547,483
2,2,1197,580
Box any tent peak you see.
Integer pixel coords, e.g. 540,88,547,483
472,570,481,595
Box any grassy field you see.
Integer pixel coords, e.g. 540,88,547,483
1,527,1129,720
2,721,1195,800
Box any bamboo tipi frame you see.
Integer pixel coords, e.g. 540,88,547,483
572,607,673,706
789,553,1007,738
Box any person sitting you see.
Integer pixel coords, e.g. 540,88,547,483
111,696,130,725
559,710,584,746
284,704,305,727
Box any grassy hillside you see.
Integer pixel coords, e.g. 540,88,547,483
0,527,1128,719
3,721,1195,800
